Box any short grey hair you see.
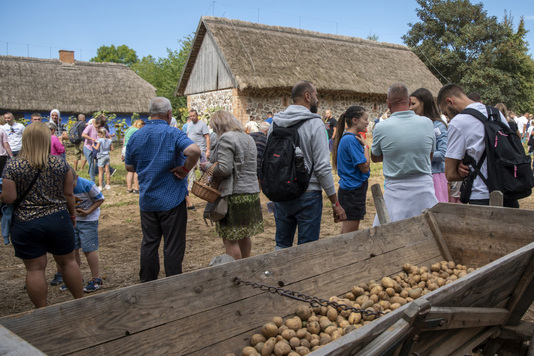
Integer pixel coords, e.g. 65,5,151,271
46,121,58,131
149,97,172,116
258,122,270,132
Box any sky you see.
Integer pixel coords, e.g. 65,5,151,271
2,0,534,61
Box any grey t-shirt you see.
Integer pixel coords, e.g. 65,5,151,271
96,138,112,159
187,121,209,152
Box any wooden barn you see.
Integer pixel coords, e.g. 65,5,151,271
175,16,443,124
0,50,156,122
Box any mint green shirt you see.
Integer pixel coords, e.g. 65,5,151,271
371,110,435,178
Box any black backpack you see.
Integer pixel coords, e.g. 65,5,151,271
260,121,313,202
68,121,84,144
461,105,534,202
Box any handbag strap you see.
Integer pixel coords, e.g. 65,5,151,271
13,169,41,211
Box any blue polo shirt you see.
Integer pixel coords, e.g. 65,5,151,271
125,119,194,212
337,132,370,190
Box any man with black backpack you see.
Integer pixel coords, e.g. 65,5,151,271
438,84,534,207
262,80,346,250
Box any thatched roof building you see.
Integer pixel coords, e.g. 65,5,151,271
0,51,156,115
176,17,442,105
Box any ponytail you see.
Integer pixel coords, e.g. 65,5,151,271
332,111,347,171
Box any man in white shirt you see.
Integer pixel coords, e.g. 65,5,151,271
515,112,529,143
437,84,518,208
2,112,24,156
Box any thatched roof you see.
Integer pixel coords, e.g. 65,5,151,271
0,55,156,113
176,16,442,96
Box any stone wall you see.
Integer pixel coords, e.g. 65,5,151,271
187,88,388,130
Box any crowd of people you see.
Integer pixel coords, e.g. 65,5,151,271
1,80,531,309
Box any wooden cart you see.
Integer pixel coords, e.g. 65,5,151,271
1,202,534,355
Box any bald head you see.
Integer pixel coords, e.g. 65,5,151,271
387,84,410,113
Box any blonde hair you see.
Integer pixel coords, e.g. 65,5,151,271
97,128,107,138
18,122,51,169
210,110,244,136
132,119,145,129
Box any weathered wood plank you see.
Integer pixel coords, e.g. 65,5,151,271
0,324,45,356
429,204,534,267
424,211,453,261
371,183,390,225
416,326,497,356
423,307,508,330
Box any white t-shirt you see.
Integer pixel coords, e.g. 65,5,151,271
3,123,24,151
445,102,509,200
515,116,528,134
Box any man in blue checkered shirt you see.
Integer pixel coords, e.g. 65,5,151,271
125,97,200,282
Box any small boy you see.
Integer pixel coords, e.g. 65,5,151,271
61,168,105,292
93,128,113,190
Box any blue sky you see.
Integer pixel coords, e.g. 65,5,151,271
2,0,534,60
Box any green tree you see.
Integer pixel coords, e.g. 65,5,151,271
403,0,534,111
131,35,193,120
91,44,139,66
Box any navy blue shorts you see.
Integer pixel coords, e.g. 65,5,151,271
338,180,369,221
11,210,75,259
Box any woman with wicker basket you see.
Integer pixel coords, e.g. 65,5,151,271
201,111,263,260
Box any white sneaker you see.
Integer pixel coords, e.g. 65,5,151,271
98,186,103,191
105,185,111,190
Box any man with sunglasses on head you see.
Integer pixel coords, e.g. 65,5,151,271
2,112,24,157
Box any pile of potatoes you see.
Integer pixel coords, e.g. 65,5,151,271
232,261,475,356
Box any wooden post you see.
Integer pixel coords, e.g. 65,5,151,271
371,183,391,225
489,191,504,207
425,211,454,262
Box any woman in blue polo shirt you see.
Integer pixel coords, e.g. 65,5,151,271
332,106,371,233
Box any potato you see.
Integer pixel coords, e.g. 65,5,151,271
273,341,291,356
348,312,362,325
262,322,278,338
409,288,422,299
428,282,439,291
295,346,311,355
403,263,412,272
272,316,284,327
251,334,266,346
262,337,276,356
351,286,365,296
281,329,296,341
369,294,379,303
324,325,337,335
379,300,391,310
309,337,320,348
319,316,333,331
286,318,301,331
326,307,338,322
296,328,307,339
381,277,394,289
390,303,402,310
242,346,258,356
390,296,407,305
344,291,356,301
362,307,376,321
289,337,300,349
361,299,374,310
300,338,311,349
331,330,342,340
254,342,264,353
338,319,350,328
344,325,357,335
288,352,300,356
295,305,312,321
319,334,332,345
355,295,369,306
399,290,409,298
278,325,288,335
307,321,321,335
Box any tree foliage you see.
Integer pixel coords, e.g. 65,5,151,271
90,44,139,66
92,37,193,120
403,0,534,112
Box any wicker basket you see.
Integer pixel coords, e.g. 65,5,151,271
191,162,221,202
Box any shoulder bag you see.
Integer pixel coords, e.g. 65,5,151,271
2,170,41,245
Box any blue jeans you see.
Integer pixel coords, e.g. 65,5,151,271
274,190,323,249
83,146,96,182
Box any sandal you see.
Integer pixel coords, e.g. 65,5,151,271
132,189,140,194
127,189,134,193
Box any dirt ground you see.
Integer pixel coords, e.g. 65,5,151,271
1,143,534,320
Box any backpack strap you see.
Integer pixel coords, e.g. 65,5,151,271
460,106,493,189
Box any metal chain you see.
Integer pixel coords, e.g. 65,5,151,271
233,277,388,317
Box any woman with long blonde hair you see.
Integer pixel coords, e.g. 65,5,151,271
202,110,263,260
0,122,83,308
